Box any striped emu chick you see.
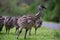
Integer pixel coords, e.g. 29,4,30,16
0,16,5,32
34,18,42,34
17,15,36,39
5,16,13,33
29,18,42,35
17,5,46,39
4,16,18,34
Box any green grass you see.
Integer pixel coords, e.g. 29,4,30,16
0,26,60,40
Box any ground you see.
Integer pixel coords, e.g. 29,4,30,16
0,26,60,40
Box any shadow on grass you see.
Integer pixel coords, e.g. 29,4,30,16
18,37,36,40
54,31,60,40
0,32,16,35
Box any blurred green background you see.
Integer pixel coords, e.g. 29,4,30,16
0,0,60,22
